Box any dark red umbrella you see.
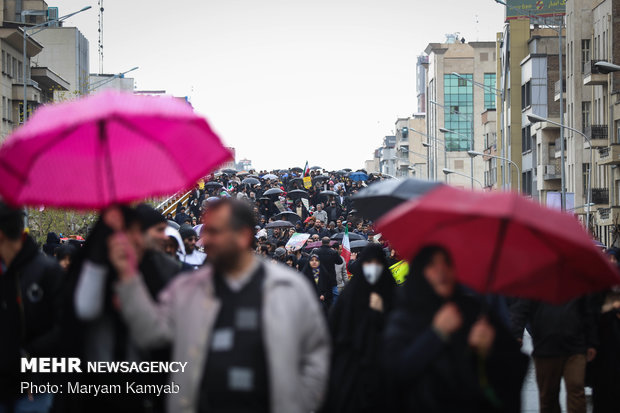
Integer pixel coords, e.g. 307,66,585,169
376,185,620,304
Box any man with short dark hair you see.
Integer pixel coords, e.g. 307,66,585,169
0,202,63,411
179,226,206,268
111,198,329,413
315,236,344,306
174,206,190,225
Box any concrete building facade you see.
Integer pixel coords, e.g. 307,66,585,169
424,37,497,189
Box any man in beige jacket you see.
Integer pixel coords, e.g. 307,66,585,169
108,198,330,413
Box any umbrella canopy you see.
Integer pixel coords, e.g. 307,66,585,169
350,239,369,250
236,171,249,176
291,167,303,173
377,185,620,304
320,190,339,198
310,166,322,171
348,171,369,182
265,220,294,229
273,211,302,224
221,168,238,175
241,177,260,186
263,188,284,197
288,177,304,187
262,173,278,180
352,178,443,221
206,196,221,203
204,181,223,189
331,232,365,241
287,189,309,200
167,220,180,230
312,175,330,184
258,197,271,202
0,91,231,210
305,240,337,250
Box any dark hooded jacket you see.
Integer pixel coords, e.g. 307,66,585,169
383,246,527,413
323,244,396,413
0,235,63,401
301,256,333,310
42,232,61,256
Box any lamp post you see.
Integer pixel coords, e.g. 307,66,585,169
21,6,91,124
407,126,445,180
88,66,139,92
528,113,593,227
439,127,475,189
467,150,521,193
594,61,620,74
443,168,484,189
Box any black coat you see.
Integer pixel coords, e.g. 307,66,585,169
509,297,598,357
383,249,527,413
301,263,333,310
0,236,63,401
314,245,343,287
323,245,396,413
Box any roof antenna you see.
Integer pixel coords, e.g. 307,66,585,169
98,0,104,74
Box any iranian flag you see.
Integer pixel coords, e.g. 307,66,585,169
303,161,310,177
341,225,351,265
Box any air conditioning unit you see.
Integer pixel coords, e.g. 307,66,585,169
544,165,556,175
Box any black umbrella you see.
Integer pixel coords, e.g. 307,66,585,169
274,211,302,224
288,177,304,186
204,181,223,189
352,178,442,221
331,232,365,241
312,175,329,184
241,177,260,186
320,190,339,198
259,197,271,202
291,167,303,173
343,168,352,172
263,188,284,197
310,166,322,170
350,239,369,250
287,189,309,199
221,168,237,175
265,220,294,229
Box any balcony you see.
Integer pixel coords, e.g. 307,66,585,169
542,164,560,180
598,145,620,165
591,188,609,205
596,206,620,226
583,60,608,86
554,138,563,158
554,79,565,102
584,125,608,148
12,79,41,102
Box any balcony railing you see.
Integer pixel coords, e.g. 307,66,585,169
584,60,603,76
554,79,566,95
599,146,611,157
585,125,608,140
591,188,609,205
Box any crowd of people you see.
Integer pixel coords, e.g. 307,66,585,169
0,167,619,413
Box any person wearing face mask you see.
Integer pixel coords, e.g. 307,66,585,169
322,244,396,413
383,246,528,413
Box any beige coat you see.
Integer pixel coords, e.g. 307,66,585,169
115,258,330,413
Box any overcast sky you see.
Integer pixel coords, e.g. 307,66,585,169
60,0,505,171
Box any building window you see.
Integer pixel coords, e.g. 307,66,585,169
1,52,5,74
521,81,531,109
615,120,620,144
522,171,533,196
484,73,496,109
582,102,591,131
522,125,532,152
443,73,473,152
582,39,590,69
583,163,590,198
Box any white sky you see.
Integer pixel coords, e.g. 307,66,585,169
59,0,505,171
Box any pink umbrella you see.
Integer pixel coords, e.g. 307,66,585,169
0,91,231,209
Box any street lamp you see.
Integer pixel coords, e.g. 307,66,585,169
21,6,92,124
467,150,521,193
594,61,620,74
439,127,475,189
89,66,140,92
407,126,444,180
527,114,594,227
443,168,484,189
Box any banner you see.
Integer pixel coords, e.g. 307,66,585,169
303,176,312,189
274,200,287,213
506,0,566,20
286,233,310,251
301,198,310,212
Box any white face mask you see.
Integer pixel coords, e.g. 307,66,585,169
362,263,383,285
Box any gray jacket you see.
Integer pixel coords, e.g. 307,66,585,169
115,258,330,413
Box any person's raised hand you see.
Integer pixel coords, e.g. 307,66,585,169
468,317,496,357
433,302,463,338
108,232,138,282
369,292,384,312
